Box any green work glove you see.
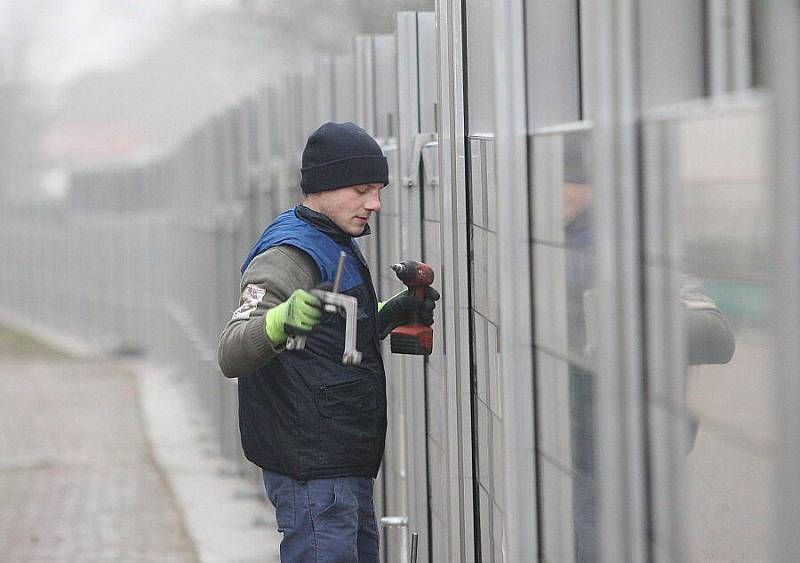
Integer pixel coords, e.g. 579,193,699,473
264,289,323,346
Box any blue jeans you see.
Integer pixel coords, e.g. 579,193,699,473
262,470,380,563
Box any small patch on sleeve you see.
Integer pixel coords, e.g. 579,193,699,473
231,284,266,321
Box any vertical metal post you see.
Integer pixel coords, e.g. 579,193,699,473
435,0,478,560
493,0,539,561
764,3,800,562
640,117,689,563
593,1,649,561
356,35,377,134
730,0,753,91
708,0,731,95
395,12,427,562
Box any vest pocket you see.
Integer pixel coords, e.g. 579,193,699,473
314,377,380,467
315,377,377,417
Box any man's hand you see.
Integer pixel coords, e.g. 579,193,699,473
378,286,440,340
264,289,324,346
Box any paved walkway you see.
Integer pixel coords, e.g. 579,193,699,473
0,327,198,562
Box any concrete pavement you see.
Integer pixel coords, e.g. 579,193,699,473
0,339,198,561
0,326,281,562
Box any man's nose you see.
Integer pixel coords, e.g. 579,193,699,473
365,191,381,212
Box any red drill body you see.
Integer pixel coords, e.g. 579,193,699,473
389,261,435,355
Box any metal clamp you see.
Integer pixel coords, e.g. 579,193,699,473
319,290,362,365
285,252,361,365
285,290,362,365
402,132,437,189
285,332,307,351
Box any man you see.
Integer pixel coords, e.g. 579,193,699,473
217,122,438,562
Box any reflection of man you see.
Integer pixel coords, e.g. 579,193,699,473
681,278,736,451
561,134,736,562
561,133,599,563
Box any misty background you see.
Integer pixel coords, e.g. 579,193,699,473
0,3,434,559
0,0,431,204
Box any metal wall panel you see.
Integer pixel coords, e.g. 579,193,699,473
763,4,800,562
314,56,336,125
529,125,595,563
523,6,605,563
465,0,495,135
466,4,516,562
355,35,377,134
373,35,397,140
257,85,281,221
524,0,581,129
370,36,401,560
640,118,688,563
334,53,357,123
280,75,303,209
384,12,430,562
435,1,478,559
591,3,650,561
301,74,322,152
707,0,756,96
416,13,438,135
729,0,753,92
371,29,398,560
421,137,448,563
352,38,380,268
467,136,507,562
493,0,538,560
376,133,406,562
385,8,473,562
644,100,775,563
639,2,704,110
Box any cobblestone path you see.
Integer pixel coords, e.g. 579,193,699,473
0,327,198,562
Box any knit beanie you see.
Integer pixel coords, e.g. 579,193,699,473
300,122,389,194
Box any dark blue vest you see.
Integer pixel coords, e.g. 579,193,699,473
237,206,387,480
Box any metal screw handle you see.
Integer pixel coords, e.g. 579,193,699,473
285,334,306,350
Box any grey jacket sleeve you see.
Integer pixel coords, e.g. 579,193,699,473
217,245,320,378
681,279,736,365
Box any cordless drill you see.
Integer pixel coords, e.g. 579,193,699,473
389,260,435,355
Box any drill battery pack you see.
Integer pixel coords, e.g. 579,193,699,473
389,325,433,355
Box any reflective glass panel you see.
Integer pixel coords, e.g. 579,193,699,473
469,136,505,561
643,104,775,562
530,126,597,563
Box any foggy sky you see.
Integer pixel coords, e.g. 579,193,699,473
0,0,237,92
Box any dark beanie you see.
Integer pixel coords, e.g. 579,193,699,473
300,122,389,194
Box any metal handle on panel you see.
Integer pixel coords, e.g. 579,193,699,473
381,516,415,563
403,133,437,189
421,141,439,188
380,516,409,528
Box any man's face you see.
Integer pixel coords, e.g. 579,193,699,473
304,183,383,235
563,181,593,223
